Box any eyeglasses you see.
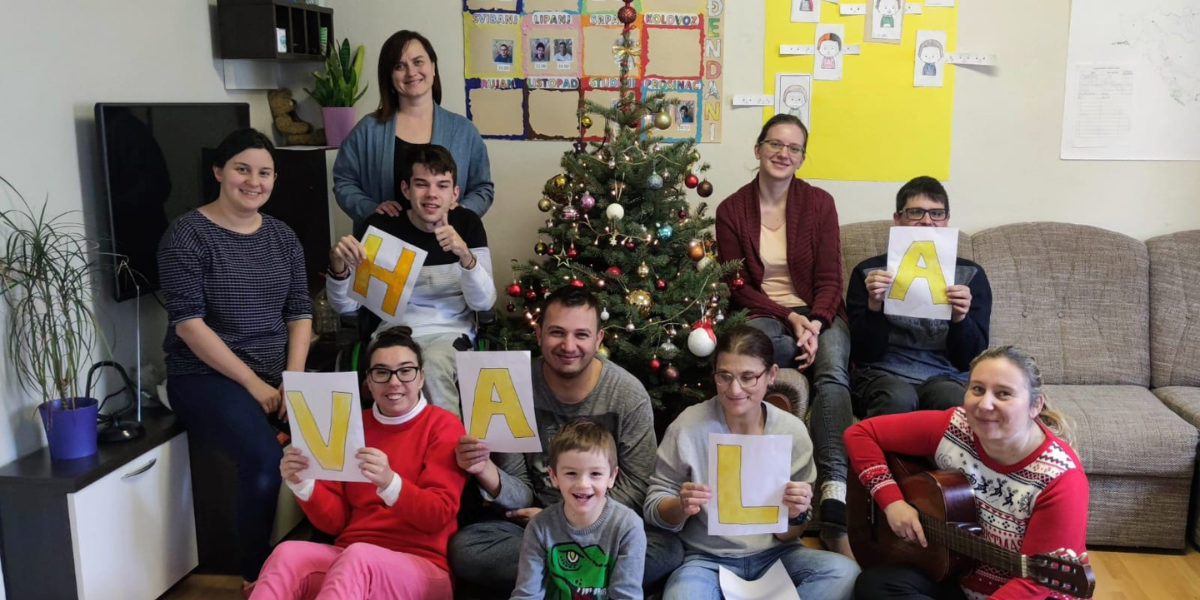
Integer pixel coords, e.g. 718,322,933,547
759,140,806,158
368,366,421,384
900,207,949,221
714,369,768,388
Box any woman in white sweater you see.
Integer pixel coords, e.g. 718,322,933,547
644,325,858,600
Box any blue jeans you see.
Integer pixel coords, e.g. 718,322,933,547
851,368,965,419
169,373,284,582
664,543,859,600
747,317,854,527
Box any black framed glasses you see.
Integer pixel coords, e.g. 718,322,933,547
714,369,768,388
900,208,949,221
367,366,422,384
759,139,806,157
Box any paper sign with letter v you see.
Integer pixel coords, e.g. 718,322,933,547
456,351,542,453
707,433,791,537
347,226,428,324
283,371,369,483
885,227,959,321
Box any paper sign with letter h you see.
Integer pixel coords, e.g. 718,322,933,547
283,371,369,483
348,226,429,323
456,351,542,453
884,226,959,320
707,433,790,536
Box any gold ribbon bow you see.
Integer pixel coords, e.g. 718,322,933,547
612,41,641,59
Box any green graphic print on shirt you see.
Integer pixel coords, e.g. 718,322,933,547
548,542,613,600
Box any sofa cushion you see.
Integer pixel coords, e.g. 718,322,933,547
840,220,974,296
1147,231,1200,388
1154,386,1200,429
1043,384,1196,477
972,223,1150,386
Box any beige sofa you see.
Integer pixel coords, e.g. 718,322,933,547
778,221,1199,550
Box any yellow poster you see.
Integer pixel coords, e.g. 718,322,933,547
763,0,957,181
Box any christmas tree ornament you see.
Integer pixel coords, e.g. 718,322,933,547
606,203,625,220
606,266,623,278
685,174,699,189
625,238,636,250
697,254,714,271
525,289,538,301
535,242,548,255
573,140,587,154
554,174,569,188
580,192,596,211
561,205,579,220
656,224,674,240
687,321,717,357
731,275,746,290
687,242,706,261
538,198,554,212
608,159,617,169
625,322,636,332
689,149,702,163
581,115,594,129
666,326,678,338
715,311,725,323
547,244,557,256
659,341,679,359
655,278,668,291
649,357,661,371
597,345,610,358
507,282,523,297
697,180,714,198
661,364,680,383
506,303,517,313
637,262,650,278
600,307,610,321
647,173,664,190
566,244,578,259
626,289,654,315
596,278,607,290
570,278,585,288
654,111,672,130
678,208,688,219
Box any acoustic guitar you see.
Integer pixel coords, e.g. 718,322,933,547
847,453,1095,598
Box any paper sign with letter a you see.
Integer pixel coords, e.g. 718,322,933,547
282,371,368,483
347,226,428,323
885,227,959,321
707,433,790,537
455,351,542,453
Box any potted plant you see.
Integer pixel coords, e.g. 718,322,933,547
306,38,369,147
0,176,103,460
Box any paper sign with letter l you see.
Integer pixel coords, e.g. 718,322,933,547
283,371,369,483
347,226,428,323
707,433,790,537
885,227,959,321
455,351,542,453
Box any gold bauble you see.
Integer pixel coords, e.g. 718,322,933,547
554,174,569,188
687,243,706,261
581,115,594,129
689,149,702,163
626,290,654,316
654,111,672,130
597,345,610,358
637,262,651,278
538,198,554,212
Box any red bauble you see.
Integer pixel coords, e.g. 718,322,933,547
506,283,523,297
655,278,667,291
649,358,661,371
678,209,688,219
697,180,714,198
525,289,538,301
732,276,746,290
617,5,638,25
567,246,579,259
625,239,636,250
661,364,680,383
606,266,623,278
685,174,700,189
547,245,557,256
570,278,585,288
506,303,517,312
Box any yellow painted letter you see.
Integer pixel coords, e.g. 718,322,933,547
716,444,779,524
287,391,354,470
353,234,418,317
888,241,949,304
470,368,536,440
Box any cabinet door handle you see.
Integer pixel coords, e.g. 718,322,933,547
121,458,158,479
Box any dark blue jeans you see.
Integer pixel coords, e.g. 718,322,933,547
851,368,966,419
855,564,968,600
168,373,283,582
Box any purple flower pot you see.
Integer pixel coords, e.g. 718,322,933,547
322,107,358,147
38,397,99,460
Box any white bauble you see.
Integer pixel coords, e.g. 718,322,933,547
606,203,625,221
687,326,717,357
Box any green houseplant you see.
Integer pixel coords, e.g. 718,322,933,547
305,38,368,147
0,175,103,460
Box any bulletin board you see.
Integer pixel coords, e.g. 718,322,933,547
763,0,958,181
462,0,726,142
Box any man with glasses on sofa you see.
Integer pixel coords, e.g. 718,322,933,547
845,176,992,418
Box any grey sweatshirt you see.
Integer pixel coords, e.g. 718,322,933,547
488,357,657,513
644,397,816,558
510,500,647,600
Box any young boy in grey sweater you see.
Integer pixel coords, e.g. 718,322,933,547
510,420,646,600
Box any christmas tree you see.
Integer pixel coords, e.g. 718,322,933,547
485,0,746,409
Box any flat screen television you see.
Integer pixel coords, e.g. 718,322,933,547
95,102,250,302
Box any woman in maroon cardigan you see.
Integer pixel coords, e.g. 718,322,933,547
715,114,855,558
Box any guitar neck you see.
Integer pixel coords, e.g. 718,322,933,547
917,513,1026,576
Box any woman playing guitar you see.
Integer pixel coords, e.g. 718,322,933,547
845,345,1090,600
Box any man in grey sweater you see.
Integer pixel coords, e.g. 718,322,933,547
450,287,682,596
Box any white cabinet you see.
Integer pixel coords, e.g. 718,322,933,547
67,434,198,600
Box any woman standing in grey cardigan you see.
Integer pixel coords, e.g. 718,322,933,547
333,30,494,227
645,325,858,600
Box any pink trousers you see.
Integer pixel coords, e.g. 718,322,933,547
249,541,453,600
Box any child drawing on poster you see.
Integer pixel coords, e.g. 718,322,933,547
791,0,820,23
774,73,813,129
781,86,808,119
818,34,841,70
870,0,903,42
920,39,944,76
914,31,948,87
814,27,845,81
